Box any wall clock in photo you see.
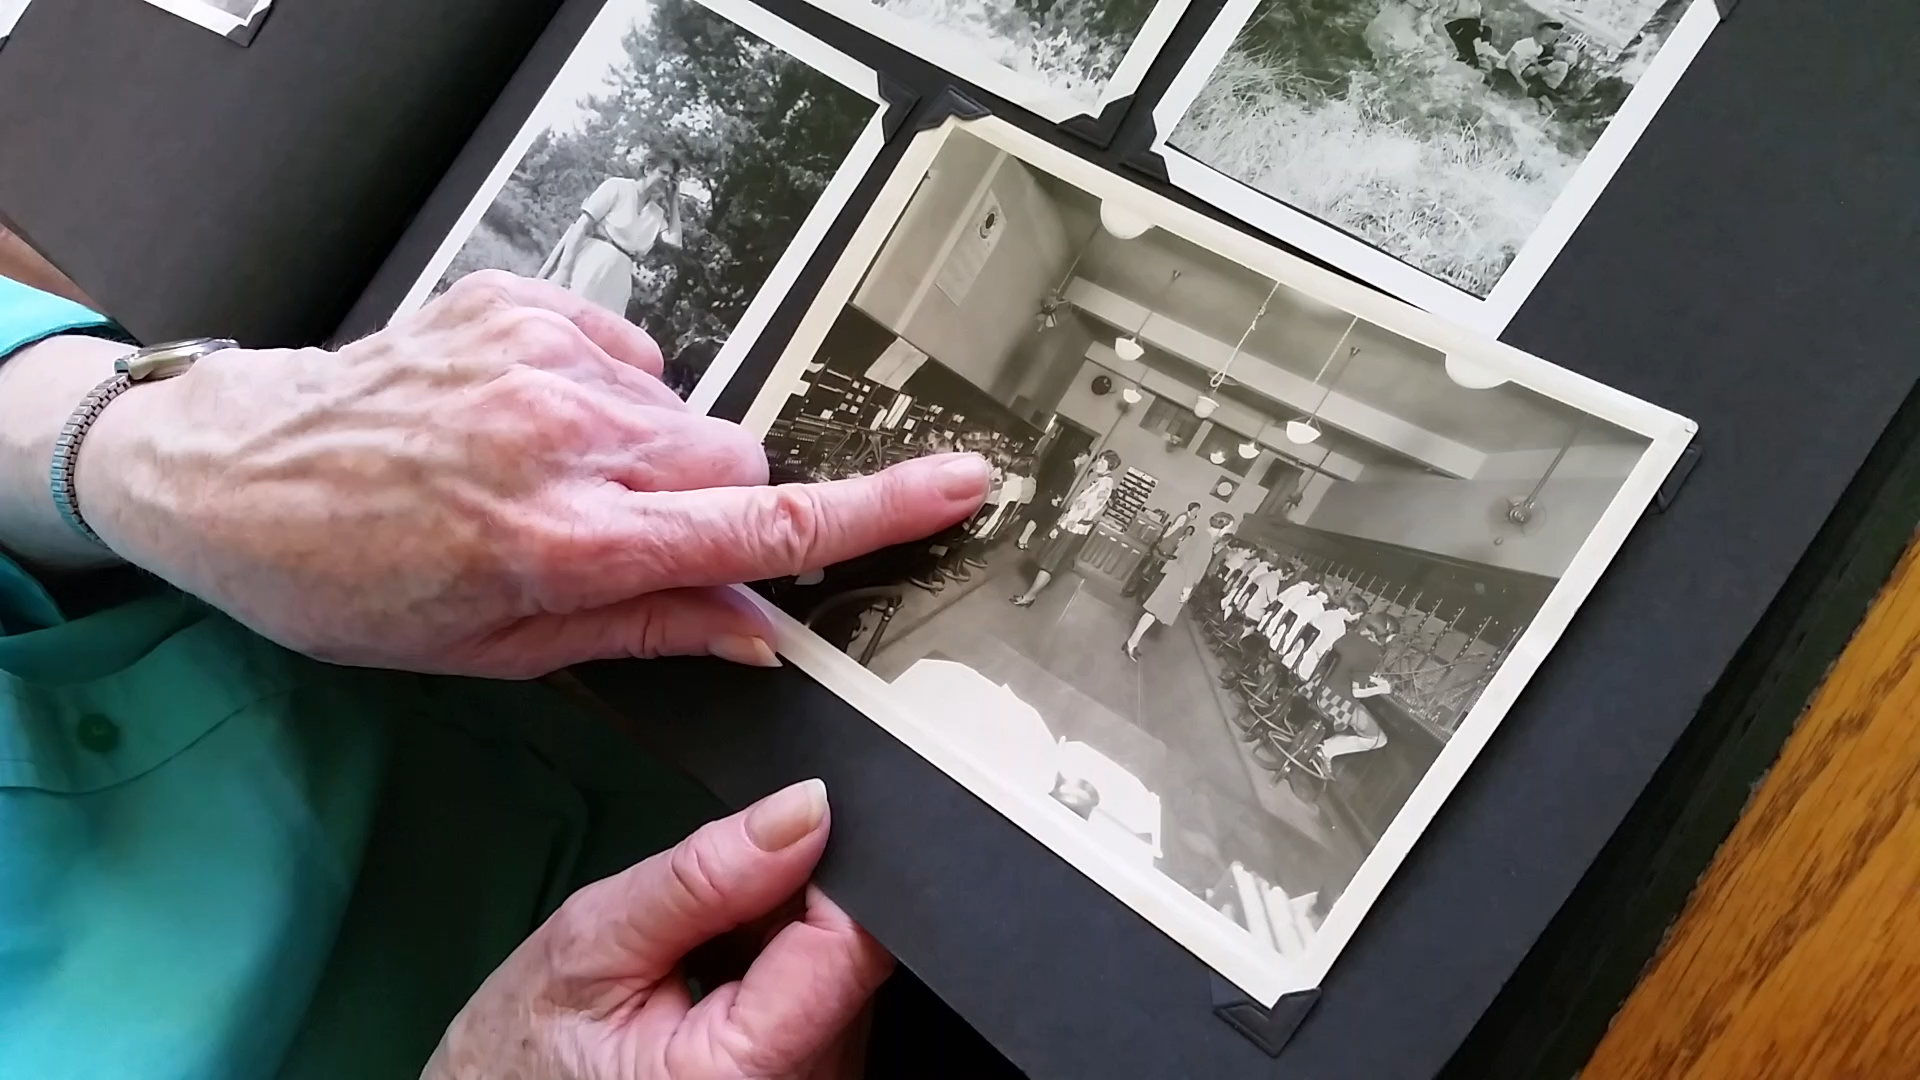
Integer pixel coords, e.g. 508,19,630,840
1211,476,1239,501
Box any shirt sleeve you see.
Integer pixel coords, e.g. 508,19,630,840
0,276,118,365
581,178,623,223
0,280,120,634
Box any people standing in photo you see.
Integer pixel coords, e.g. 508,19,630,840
1160,502,1201,545
1016,448,1094,550
995,455,1035,539
537,150,685,318
1011,450,1122,607
1125,512,1236,660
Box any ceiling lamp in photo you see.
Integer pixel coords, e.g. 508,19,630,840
1114,268,1180,363
1445,352,1509,391
1099,199,1155,240
1287,317,1363,446
1195,280,1281,428
1238,424,1263,459
1120,386,1144,405
1208,448,1229,465
1035,221,1104,332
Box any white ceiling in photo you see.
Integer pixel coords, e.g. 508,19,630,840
1034,172,1643,463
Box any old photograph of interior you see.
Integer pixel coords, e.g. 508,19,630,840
397,0,886,401
743,119,1691,999
1152,0,1719,331
798,0,1192,122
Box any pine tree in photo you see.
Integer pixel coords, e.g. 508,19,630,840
442,0,870,396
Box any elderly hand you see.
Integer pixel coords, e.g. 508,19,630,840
73,271,989,676
425,779,891,1080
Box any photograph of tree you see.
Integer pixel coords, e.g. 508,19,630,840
430,0,874,397
858,0,1164,111
1169,0,1692,298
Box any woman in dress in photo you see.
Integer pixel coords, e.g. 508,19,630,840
1010,449,1121,607
1124,511,1235,660
537,148,685,319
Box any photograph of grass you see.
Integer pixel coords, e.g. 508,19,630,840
799,0,1192,122
1158,0,1716,325
399,0,886,402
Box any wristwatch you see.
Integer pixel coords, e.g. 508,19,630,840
50,337,238,547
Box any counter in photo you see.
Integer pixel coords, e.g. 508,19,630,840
737,115,1694,1004
394,0,889,405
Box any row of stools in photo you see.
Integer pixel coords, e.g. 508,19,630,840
1191,566,1346,801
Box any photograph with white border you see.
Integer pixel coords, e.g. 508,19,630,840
736,116,1694,1004
0,0,31,45
1150,0,1719,334
135,0,272,39
795,0,1194,124
396,0,889,404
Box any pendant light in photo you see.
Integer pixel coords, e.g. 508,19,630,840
1099,199,1154,241
1114,268,1180,363
1238,420,1264,460
1035,220,1104,332
1197,280,1282,421
1287,316,1362,446
1444,352,1509,391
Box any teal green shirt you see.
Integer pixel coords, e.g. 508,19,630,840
0,279,719,1079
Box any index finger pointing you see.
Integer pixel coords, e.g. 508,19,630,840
612,452,991,592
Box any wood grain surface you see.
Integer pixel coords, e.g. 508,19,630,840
1584,536,1920,1079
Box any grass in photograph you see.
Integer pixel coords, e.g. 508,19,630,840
875,0,1160,107
1172,0,1685,296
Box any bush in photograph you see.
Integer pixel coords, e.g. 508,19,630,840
877,0,1160,106
440,0,869,396
1172,0,1685,296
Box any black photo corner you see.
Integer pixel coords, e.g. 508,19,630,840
5,0,1920,1077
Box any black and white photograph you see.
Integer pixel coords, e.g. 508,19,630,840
135,0,273,39
1151,0,1719,332
798,0,1193,123
397,0,889,404
738,117,1693,1003
0,0,30,47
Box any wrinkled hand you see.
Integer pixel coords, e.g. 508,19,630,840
82,271,989,676
426,780,892,1080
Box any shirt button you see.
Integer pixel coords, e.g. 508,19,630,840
76,714,121,754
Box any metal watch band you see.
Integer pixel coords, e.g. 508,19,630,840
49,337,238,548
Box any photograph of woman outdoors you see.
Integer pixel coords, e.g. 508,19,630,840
1170,0,1694,296
537,151,685,317
429,0,874,396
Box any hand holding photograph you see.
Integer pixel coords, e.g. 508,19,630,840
794,0,1194,125
396,0,889,405
734,116,1693,1004
1151,0,1719,332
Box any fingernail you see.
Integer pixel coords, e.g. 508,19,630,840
711,634,781,668
929,453,990,500
747,778,828,851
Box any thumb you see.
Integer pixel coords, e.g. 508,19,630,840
474,584,781,677
541,780,833,990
